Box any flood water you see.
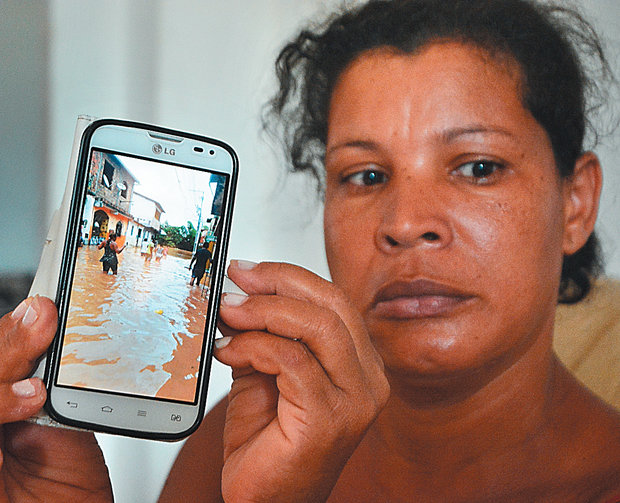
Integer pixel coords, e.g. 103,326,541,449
58,245,211,403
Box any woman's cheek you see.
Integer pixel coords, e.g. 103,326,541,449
456,195,564,299
323,198,373,300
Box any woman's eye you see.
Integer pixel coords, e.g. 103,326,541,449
455,160,503,182
344,169,387,186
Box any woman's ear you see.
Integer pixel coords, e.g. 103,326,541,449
562,152,602,255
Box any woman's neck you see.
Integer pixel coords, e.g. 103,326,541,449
370,329,561,488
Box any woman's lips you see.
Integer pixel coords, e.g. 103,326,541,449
371,279,474,319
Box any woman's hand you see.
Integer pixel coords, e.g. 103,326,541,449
215,261,390,503
0,296,113,502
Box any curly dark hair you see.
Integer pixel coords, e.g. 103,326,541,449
265,0,615,303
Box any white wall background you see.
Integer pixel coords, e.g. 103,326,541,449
1,1,619,501
0,1,48,274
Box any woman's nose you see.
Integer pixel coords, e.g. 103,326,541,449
375,182,453,253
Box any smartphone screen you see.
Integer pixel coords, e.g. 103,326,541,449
47,120,237,439
54,149,225,404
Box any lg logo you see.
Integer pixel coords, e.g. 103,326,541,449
152,144,176,156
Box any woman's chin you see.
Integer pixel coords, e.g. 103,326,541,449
372,331,511,387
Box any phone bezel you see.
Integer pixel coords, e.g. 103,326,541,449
44,118,238,440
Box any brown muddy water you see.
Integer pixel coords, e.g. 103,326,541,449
58,245,211,402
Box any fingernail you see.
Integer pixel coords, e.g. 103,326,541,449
11,298,30,321
12,378,37,398
22,296,40,327
231,259,257,271
221,293,248,307
214,336,232,349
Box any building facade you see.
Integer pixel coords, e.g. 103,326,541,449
81,151,163,248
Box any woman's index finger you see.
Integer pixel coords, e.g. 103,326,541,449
225,261,382,369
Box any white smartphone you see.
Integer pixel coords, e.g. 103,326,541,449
44,119,238,440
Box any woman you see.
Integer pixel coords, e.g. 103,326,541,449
0,0,618,501
97,231,126,275
154,243,165,262
162,0,620,501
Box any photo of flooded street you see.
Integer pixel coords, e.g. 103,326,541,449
55,149,229,404
58,245,211,403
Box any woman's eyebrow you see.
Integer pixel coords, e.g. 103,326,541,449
326,140,379,157
326,127,515,159
438,125,515,143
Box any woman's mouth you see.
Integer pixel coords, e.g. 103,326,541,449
371,279,475,319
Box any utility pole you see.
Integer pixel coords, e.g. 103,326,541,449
191,191,205,256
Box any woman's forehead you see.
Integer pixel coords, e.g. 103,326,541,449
326,42,534,145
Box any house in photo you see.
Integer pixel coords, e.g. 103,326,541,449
82,151,138,247
130,191,165,247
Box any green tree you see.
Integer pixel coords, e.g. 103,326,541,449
160,221,197,251
178,221,196,251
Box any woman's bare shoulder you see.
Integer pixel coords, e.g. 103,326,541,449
158,397,227,503
552,367,620,499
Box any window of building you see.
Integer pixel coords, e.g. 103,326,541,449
102,160,114,189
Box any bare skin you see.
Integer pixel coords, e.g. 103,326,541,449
97,235,125,255
161,43,620,502
214,261,389,502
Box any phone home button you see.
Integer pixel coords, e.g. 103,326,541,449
101,405,113,413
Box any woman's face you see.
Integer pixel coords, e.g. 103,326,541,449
323,43,574,381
